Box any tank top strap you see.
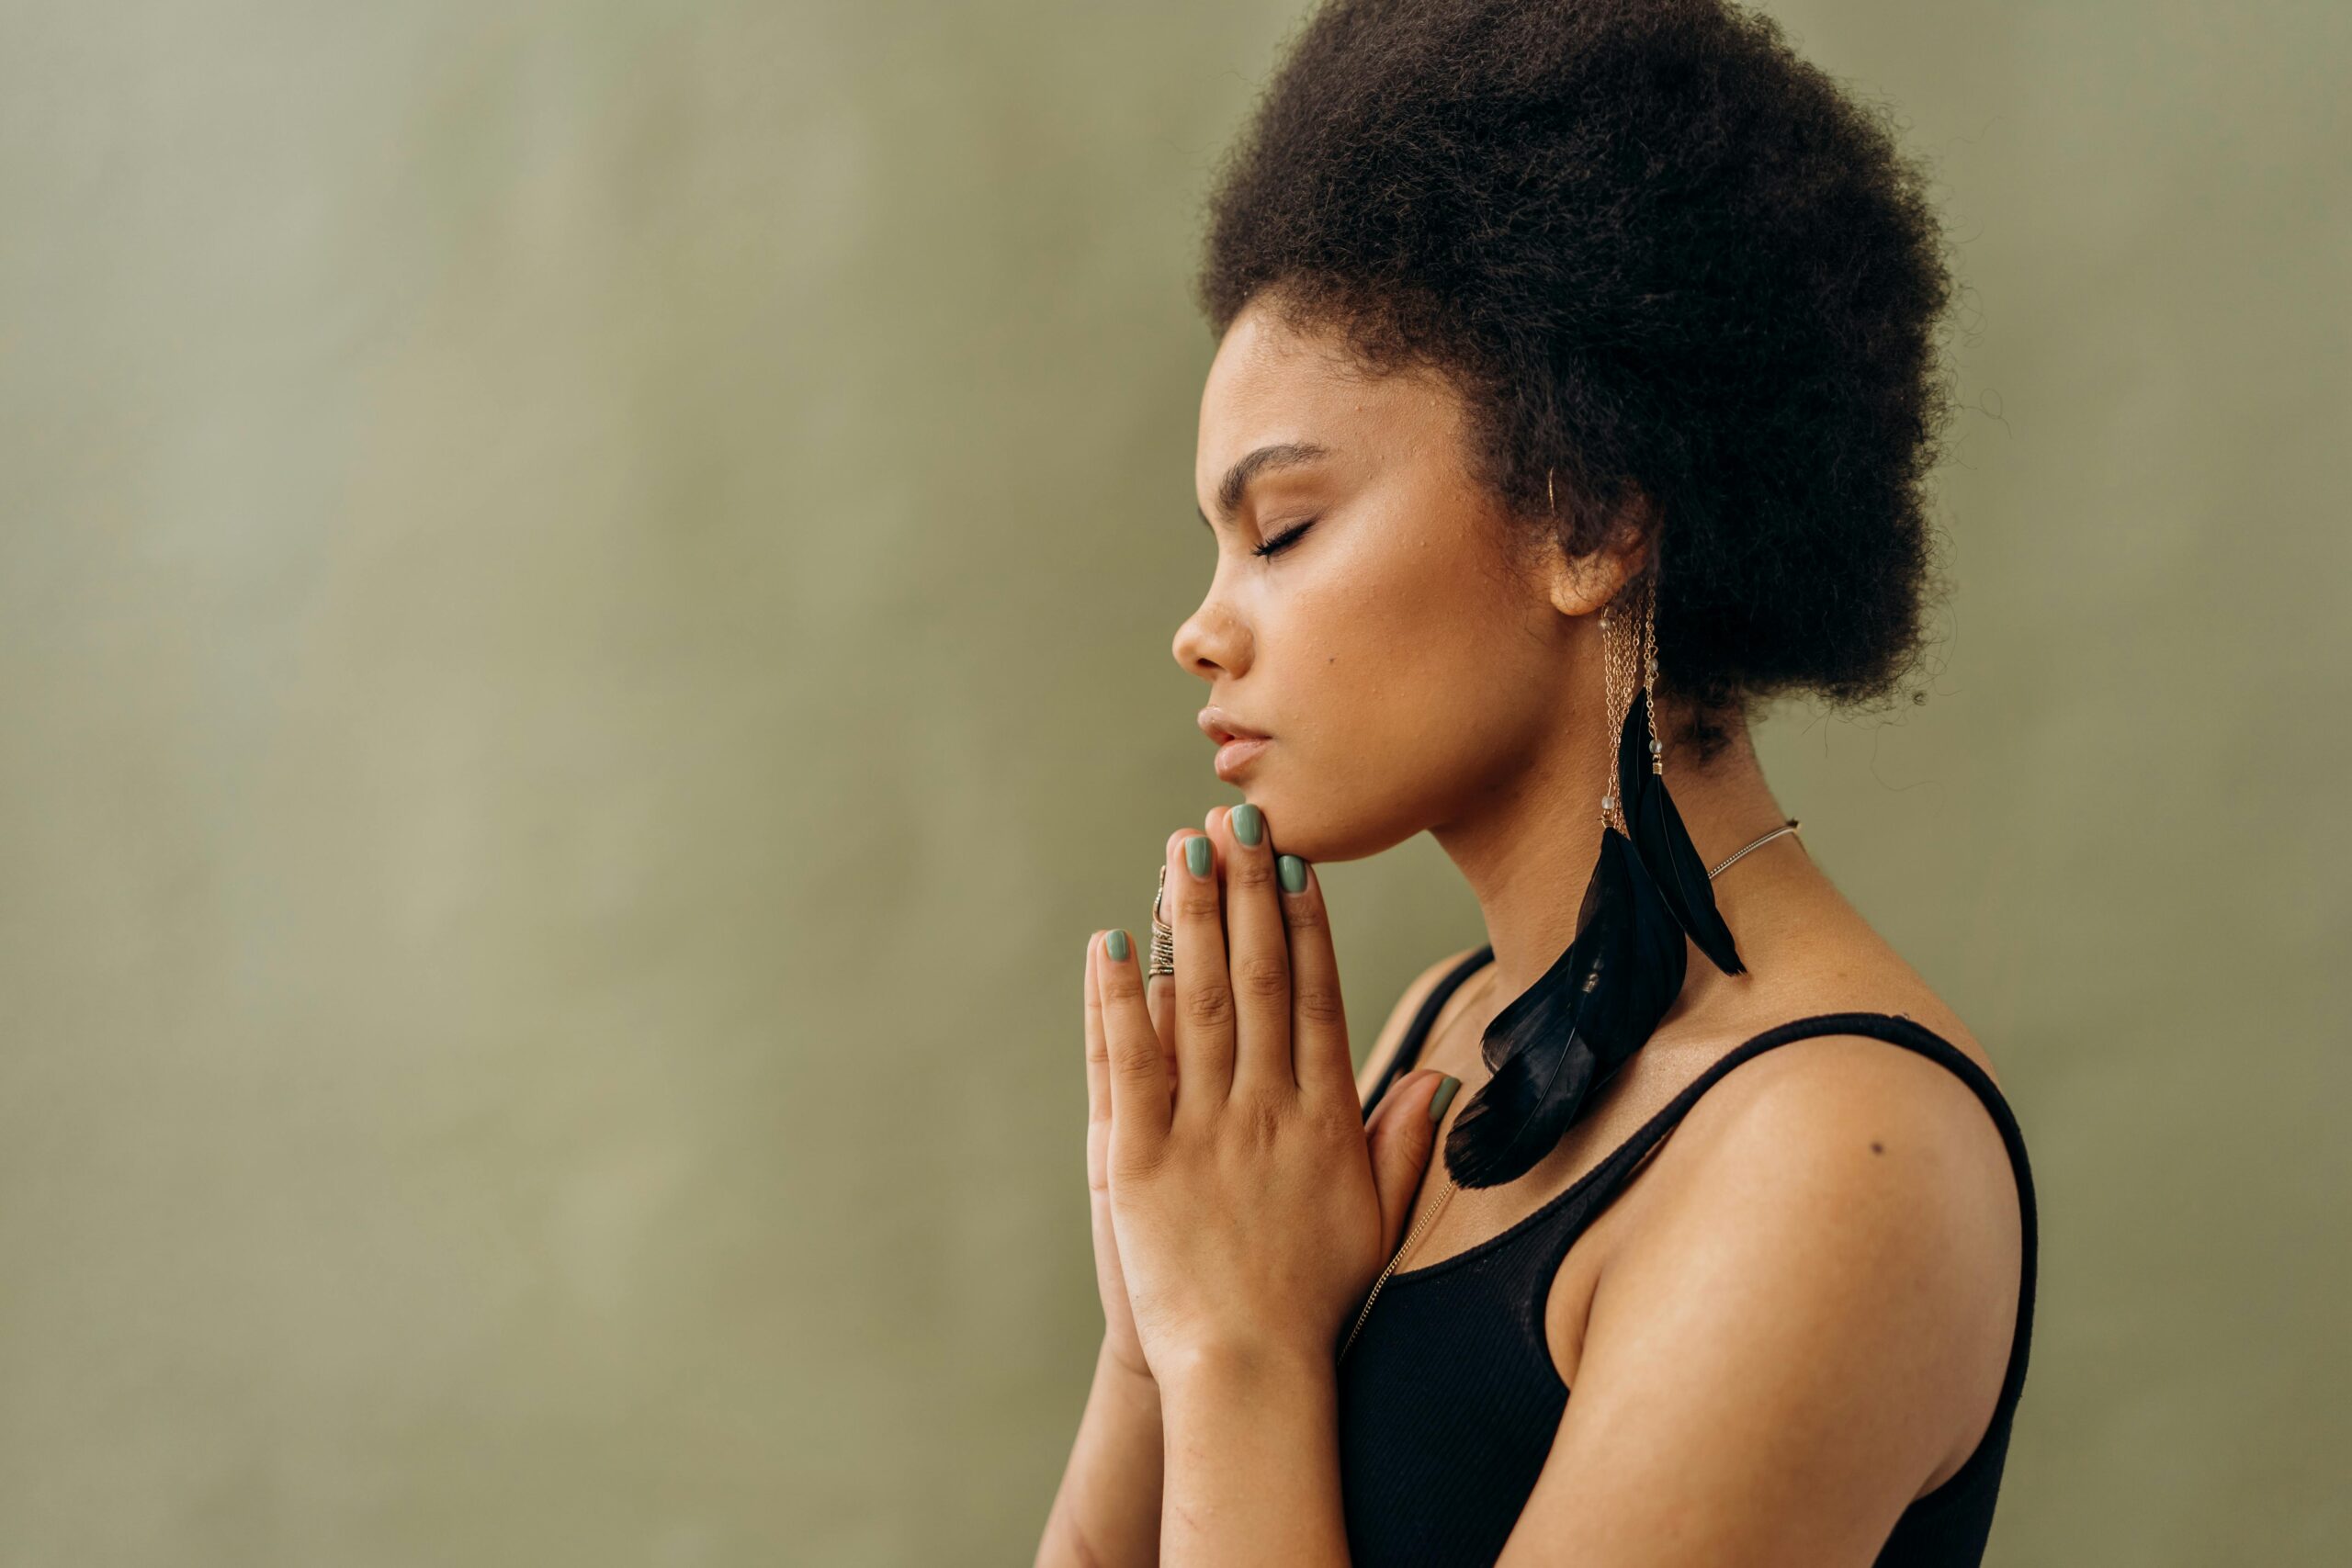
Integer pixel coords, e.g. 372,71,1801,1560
1498,1010,2038,1420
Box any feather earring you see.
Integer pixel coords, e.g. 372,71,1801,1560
1441,823,1684,1189
1441,581,1689,1190
1614,582,1746,974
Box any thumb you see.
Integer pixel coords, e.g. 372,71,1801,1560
1366,1071,1462,1257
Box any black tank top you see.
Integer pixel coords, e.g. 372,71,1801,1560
1342,945,2039,1566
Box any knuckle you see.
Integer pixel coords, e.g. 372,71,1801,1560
1109,1143,1166,1183
1281,896,1325,935
1177,880,1222,920
1234,951,1290,1004
1181,983,1235,1032
1294,983,1348,1030
1225,850,1275,890
1108,1043,1160,1084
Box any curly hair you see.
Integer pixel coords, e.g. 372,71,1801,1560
1193,0,1962,762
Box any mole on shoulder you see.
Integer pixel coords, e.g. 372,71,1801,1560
1870,1141,1884,1154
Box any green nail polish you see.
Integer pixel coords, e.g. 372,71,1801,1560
1277,853,1307,894
1428,1075,1461,1124
1105,929,1130,962
1232,803,1263,847
1185,837,1213,879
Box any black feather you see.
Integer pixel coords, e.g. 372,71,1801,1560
1442,825,1687,1190
1616,691,1747,976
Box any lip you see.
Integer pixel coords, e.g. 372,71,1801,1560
1198,706,1273,781
1213,736,1272,781
1197,706,1271,746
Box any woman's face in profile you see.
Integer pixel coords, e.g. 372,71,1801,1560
1174,299,1596,864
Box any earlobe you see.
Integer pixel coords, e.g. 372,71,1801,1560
1543,546,1634,621
1540,486,1657,619
1544,555,1603,619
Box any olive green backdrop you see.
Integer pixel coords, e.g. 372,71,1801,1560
1,1,2343,1562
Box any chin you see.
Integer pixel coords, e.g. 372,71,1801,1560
1238,779,1420,865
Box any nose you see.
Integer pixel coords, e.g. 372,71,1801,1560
1172,593,1251,683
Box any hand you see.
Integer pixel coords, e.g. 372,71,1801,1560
1079,843,1183,1384
1075,816,1268,1383
1084,803,1453,1382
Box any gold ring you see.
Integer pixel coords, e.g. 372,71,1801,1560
1147,864,1176,977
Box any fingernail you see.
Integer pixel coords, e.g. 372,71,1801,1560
1277,853,1308,894
1428,1075,1461,1124
1232,803,1263,847
1105,929,1130,962
1185,836,1213,880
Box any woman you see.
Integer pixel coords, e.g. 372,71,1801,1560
1036,2,2035,1563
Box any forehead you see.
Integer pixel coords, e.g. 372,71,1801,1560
1194,302,1462,504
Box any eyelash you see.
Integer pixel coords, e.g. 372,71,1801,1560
1252,518,1317,558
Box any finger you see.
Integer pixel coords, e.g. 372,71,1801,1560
1083,936,1121,1207
1083,932,1112,1140
1168,823,1236,1107
1214,801,1295,1100
1273,850,1355,1107
1368,1071,1458,1257
1147,976,1176,1083
1362,1063,1408,1129
1094,928,1173,1151
1148,839,1182,1076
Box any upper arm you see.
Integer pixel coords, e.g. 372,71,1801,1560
1494,1037,2025,1567
1354,946,1482,1107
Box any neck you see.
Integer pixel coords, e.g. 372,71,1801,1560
1428,704,1811,1024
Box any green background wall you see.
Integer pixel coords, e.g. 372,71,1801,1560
2,2,2343,1562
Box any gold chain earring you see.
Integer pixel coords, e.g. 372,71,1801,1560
1438,572,1689,1190
1610,572,1747,976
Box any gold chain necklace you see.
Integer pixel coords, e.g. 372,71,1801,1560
1336,815,1801,1363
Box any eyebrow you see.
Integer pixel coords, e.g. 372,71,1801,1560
1197,441,1334,532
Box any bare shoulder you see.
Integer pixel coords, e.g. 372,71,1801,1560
1353,945,1485,1105
1633,956,2019,1233
1614,1025,2023,1483
1673,1023,2022,1246
1502,1026,2029,1558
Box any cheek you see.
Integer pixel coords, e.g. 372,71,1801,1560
1298,542,1531,730
1263,551,1547,829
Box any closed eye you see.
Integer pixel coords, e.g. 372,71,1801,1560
1252,518,1317,558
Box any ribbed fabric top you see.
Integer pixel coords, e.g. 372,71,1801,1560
1342,945,2038,1567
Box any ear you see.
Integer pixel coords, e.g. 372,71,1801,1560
1538,488,1653,619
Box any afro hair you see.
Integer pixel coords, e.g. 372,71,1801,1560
1194,0,1963,760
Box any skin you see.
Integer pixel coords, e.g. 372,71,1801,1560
1035,295,2024,1567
